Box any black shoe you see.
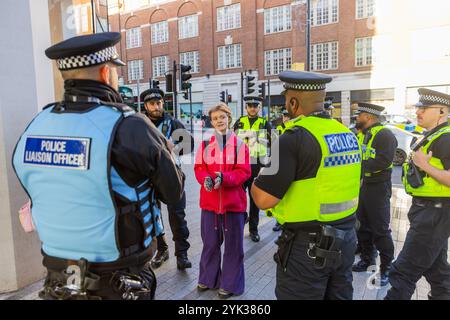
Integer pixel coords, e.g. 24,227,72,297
352,259,375,272
250,232,260,242
272,223,282,232
197,284,209,292
177,254,192,270
151,249,169,269
218,288,234,299
378,265,391,287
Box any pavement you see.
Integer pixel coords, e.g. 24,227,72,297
0,160,447,300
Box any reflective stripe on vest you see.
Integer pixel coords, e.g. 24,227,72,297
403,125,450,197
12,104,162,262
270,116,361,224
361,125,393,176
237,116,267,157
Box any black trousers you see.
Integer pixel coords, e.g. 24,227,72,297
244,163,262,234
275,228,357,300
385,204,450,300
356,180,395,269
156,191,190,256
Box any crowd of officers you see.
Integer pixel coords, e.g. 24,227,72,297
12,32,450,300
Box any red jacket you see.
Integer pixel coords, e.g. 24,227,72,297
194,132,251,214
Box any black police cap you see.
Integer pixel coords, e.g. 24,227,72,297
279,70,332,94
45,32,125,71
355,102,385,116
415,88,450,108
141,88,165,102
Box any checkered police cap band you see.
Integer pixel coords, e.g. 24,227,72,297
56,46,118,70
246,99,261,105
145,93,162,100
357,106,382,116
284,82,327,91
419,94,450,107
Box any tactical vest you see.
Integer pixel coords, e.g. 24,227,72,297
403,125,450,197
270,116,362,224
237,116,268,158
13,103,163,263
359,125,394,177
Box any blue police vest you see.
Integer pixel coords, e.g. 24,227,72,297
13,103,163,263
157,115,173,140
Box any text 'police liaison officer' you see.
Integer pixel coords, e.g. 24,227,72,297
251,70,362,300
12,32,184,300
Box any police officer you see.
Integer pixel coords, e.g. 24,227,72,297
352,103,397,286
140,88,193,270
385,88,450,300
12,33,184,300
251,70,361,300
272,110,291,233
233,96,272,242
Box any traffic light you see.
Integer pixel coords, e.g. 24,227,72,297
183,91,189,100
180,64,192,91
258,82,266,98
165,74,173,92
227,94,232,103
220,91,226,103
246,75,255,94
151,79,160,89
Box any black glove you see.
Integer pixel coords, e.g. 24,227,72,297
204,176,213,192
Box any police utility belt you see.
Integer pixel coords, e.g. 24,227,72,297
40,250,156,300
274,224,347,272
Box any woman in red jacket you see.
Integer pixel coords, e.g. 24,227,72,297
194,103,251,299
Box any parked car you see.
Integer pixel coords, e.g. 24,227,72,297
382,114,424,134
385,124,421,166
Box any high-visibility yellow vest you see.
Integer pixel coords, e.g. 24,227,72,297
270,116,362,224
403,125,450,197
360,125,393,177
237,116,268,157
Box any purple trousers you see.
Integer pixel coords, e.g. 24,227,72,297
199,210,246,295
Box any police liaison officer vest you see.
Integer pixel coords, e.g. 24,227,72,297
358,125,393,177
403,125,450,197
270,116,362,225
237,116,268,158
13,103,164,263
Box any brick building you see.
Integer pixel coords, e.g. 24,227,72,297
51,0,450,124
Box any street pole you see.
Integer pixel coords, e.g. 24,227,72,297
267,79,271,121
91,0,96,33
106,0,110,32
240,72,244,117
189,86,193,134
306,0,311,71
173,60,178,119
137,77,141,113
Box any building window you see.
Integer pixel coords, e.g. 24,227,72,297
126,27,142,49
311,0,339,26
265,48,292,76
218,44,242,70
151,21,169,44
356,0,375,19
180,51,200,73
152,55,169,78
217,3,241,31
179,14,199,39
355,37,372,66
128,60,144,81
311,41,338,71
264,5,292,34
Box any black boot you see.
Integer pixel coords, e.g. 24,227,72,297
176,253,192,270
250,232,260,242
352,259,375,272
151,249,169,269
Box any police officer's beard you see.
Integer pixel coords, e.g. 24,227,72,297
149,110,163,120
355,121,364,130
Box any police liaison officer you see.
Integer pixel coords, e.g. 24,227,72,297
352,103,397,286
233,96,272,242
12,33,184,300
140,88,194,270
385,88,450,300
251,70,362,299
